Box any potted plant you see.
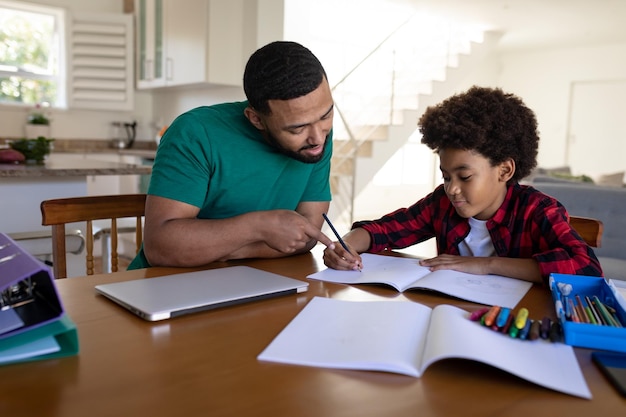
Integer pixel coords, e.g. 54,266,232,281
24,104,51,139
9,136,55,165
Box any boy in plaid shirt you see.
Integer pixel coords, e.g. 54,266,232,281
324,86,602,284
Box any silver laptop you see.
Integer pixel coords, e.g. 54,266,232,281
95,266,308,321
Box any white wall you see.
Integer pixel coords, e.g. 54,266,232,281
4,0,626,173
498,42,626,171
152,85,245,128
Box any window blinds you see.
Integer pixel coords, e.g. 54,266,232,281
67,12,134,111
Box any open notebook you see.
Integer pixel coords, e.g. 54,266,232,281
258,297,591,399
95,266,308,321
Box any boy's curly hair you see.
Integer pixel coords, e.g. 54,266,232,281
418,86,539,181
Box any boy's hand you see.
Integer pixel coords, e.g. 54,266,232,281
322,243,363,271
419,254,490,275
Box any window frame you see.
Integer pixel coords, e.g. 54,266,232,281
0,0,66,109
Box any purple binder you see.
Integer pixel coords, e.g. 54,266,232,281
0,232,64,340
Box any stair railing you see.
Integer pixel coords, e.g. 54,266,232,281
329,14,479,229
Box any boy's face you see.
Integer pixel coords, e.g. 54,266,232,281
438,148,514,220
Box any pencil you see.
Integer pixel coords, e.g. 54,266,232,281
585,295,604,325
575,295,591,323
322,213,350,252
568,298,580,323
604,304,624,327
593,296,619,327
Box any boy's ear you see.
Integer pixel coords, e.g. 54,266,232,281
499,158,516,182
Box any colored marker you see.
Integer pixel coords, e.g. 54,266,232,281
514,307,529,329
483,305,501,327
549,321,562,343
469,307,490,322
500,312,514,334
528,320,541,340
554,299,565,321
540,317,551,339
496,307,511,329
518,319,532,340
563,295,572,320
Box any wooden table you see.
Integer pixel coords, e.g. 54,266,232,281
1,249,624,416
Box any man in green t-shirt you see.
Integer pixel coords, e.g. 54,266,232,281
129,41,335,269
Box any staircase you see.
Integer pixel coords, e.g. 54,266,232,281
327,13,501,230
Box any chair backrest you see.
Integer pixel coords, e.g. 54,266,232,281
569,215,603,248
41,194,147,279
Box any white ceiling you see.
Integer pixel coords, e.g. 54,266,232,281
403,0,626,50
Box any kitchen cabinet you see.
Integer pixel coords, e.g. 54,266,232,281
135,0,255,89
136,0,209,88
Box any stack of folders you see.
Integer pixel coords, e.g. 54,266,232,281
0,233,79,366
549,273,626,353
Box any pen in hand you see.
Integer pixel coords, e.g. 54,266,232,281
322,213,350,251
322,213,361,271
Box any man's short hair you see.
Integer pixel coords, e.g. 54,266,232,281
243,41,327,114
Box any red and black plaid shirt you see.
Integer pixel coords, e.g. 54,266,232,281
353,183,603,283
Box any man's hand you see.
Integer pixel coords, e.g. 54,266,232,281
261,210,334,254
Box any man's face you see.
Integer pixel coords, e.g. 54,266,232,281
248,78,334,163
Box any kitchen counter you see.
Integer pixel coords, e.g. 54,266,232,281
117,149,157,159
0,157,152,178
0,153,152,238
0,138,158,161
51,148,158,159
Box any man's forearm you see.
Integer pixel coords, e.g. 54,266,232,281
143,210,324,267
143,215,264,267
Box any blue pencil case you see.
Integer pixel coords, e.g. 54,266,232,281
549,273,626,353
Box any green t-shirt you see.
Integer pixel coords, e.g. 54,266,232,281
128,101,332,269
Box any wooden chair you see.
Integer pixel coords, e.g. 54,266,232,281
41,194,147,279
569,215,603,248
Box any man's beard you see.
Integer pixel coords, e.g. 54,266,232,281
265,133,327,164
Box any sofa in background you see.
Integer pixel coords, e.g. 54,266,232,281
530,181,626,281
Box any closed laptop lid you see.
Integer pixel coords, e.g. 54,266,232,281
95,266,308,321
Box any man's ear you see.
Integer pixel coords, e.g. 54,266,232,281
244,107,265,131
499,158,516,182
